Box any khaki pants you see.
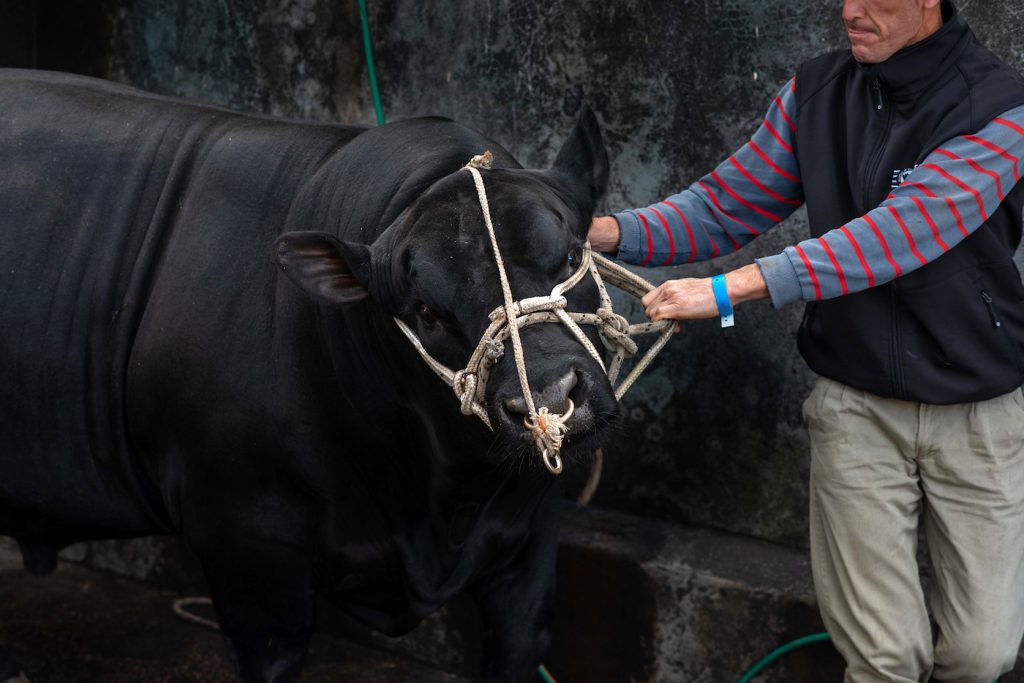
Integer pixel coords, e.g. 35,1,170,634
805,377,1024,683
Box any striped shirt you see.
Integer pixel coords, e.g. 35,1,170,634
612,78,1024,307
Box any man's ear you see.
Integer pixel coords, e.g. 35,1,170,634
552,103,610,205
273,231,371,306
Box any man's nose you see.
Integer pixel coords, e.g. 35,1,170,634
842,0,863,22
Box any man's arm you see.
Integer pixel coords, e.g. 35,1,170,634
756,104,1024,308
639,104,1024,322
592,78,803,264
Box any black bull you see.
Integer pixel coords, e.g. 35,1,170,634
0,69,619,681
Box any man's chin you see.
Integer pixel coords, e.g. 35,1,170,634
850,45,884,64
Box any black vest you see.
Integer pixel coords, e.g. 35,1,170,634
794,2,1024,403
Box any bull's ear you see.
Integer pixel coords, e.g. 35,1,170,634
274,231,371,306
552,103,609,204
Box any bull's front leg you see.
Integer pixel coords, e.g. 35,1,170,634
188,531,315,683
472,486,561,683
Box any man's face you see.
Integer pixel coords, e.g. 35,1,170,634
842,0,942,63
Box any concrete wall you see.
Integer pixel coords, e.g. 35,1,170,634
3,0,1023,547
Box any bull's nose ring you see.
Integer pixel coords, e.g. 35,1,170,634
542,449,563,475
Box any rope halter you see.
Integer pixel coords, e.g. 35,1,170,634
394,151,675,475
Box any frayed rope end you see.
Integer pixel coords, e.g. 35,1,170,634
466,150,494,169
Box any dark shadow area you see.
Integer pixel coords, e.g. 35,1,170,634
0,0,111,75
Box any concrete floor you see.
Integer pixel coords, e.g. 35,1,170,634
0,548,468,683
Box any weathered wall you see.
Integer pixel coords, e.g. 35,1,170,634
6,0,1024,548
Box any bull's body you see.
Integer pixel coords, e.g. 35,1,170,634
0,69,612,682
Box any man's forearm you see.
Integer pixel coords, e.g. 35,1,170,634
726,263,769,305
588,215,620,253
640,263,769,322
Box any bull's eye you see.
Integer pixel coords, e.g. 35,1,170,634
417,303,437,326
567,246,584,272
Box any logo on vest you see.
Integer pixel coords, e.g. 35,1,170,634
891,165,919,189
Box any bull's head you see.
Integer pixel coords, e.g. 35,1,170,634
274,107,618,471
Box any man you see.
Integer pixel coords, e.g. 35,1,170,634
589,1,1024,681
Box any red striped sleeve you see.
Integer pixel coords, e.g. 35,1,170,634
864,214,903,276
942,196,969,237
905,180,967,236
649,206,677,266
964,134,1019,182
774,96,796,133
994,117,1024,137
909,196,949,252
934,148,1003,200
728,155,802,206
904,180,937,198
887,206,927,265
710,170,784,222
748,141,800,184
921,163,987,221
638,213,654,266
664,201,697,263
697,181,755,246
706,228,720,258
818,239,848,295
762,120,793,153
793,245,821,300
839,226,875,287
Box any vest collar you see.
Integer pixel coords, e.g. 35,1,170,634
858,1,969,103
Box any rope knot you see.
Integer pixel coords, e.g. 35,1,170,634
466,150,494,169
453,370,478,416
597,306,638,355
484,338,505,361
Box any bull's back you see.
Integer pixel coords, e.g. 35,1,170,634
0,69,362,538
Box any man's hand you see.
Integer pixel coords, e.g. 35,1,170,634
641,263,769,321
588,216,621,253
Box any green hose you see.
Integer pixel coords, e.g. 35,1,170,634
538,663,558,683
356,0,385,125
737,632,831,683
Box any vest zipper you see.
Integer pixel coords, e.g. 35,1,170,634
869,79,903,397
981,291,1001,328
862,79,894,212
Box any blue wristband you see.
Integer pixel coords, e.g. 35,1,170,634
711,274,734,328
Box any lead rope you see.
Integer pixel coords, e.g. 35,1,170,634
394,151,675,499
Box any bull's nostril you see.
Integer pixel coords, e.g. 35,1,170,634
503,369,583,420
501,368,585,421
